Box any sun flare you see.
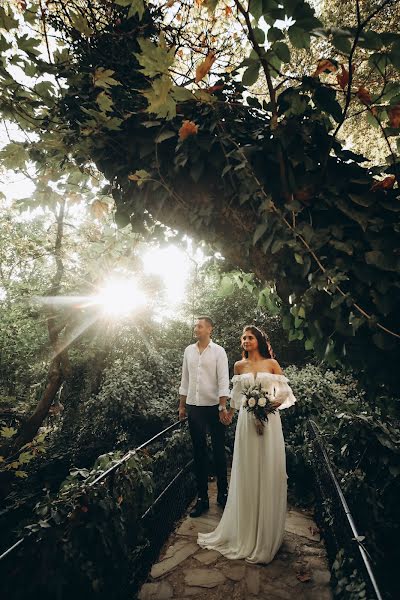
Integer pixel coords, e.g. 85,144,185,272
94,278,147,317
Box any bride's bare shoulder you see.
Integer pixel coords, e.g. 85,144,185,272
265,358,283,374
234,359,247,375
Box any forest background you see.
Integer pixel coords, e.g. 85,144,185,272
0,0,399,598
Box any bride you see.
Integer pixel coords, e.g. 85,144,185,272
197,325,296,564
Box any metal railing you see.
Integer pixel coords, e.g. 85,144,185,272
0,419,196,599
307,419,383,600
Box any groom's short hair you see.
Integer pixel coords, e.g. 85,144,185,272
197,315,214,327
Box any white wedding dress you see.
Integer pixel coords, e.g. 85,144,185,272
197,372,296,564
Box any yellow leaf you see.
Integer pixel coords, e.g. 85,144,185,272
15,471,28,478
1,426,17,438
195,51,216,83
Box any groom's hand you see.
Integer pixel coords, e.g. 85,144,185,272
178,406,186,421
219,409,230,425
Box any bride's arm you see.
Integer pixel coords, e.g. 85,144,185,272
228,361,243,416
269,359,296,409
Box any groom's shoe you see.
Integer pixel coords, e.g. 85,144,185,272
190,497,209,518
217,492,228,508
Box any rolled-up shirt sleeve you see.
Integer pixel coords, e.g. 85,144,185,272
216,348,230,398
179,349,189,396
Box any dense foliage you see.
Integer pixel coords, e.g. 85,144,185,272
282,364,400,599
1,0,399,386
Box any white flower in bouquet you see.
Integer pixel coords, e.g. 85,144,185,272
242,398,247,407
258,397,267,407
248,398,256,408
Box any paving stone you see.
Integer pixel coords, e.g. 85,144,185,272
162,538,189,560
261,583,294,600
245,568,260,595
301,544,326,557
263,559,287,580
285,510,321,542
312,569,331,585
306,555,329,571
176,513,220,537
222,563,246,581
183,586,208,596
185,568,226,588
150,541,199,578
194,549,220,565
138,581,173,600
304,586,333,599
280,536,301,555
137,482,333,600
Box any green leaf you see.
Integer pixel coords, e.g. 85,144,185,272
265,51,282,77
296,17,322,31
268,27,285,43
294,252,303,264
274,42,291,63
242,62,260,87
128,0,145,20
332,35,352,54
304,339,314,350
135,36,175,77
69,11,94,37
96,91,114,113
253,27,265,45
389,48,400,70
253,223,268,244
365,251,398,272
172,86,195,102
93,68,121,90
0,7,19,31
249,0,263,22
313,86,342,122
218,276,235,297
358,30,382,50
288,27,310,49
155,130,176,143
369,52,391,73
142,75,176,119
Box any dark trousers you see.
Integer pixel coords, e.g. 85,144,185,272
187,405,227,499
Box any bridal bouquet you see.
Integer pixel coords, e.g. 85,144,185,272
242,382,277,434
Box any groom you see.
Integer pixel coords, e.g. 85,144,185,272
179,316,231,517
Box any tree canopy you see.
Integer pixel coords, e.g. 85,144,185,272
1,0,400,389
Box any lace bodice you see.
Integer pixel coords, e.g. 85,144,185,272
230,372,297,411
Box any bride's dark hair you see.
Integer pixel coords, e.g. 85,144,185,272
242,325,274,359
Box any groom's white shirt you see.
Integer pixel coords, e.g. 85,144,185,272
179,340,230,406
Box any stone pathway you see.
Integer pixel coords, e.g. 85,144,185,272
138,481,332,600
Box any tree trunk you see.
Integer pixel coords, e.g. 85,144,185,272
11,359,64,451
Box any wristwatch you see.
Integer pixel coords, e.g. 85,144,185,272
218,405,227,412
